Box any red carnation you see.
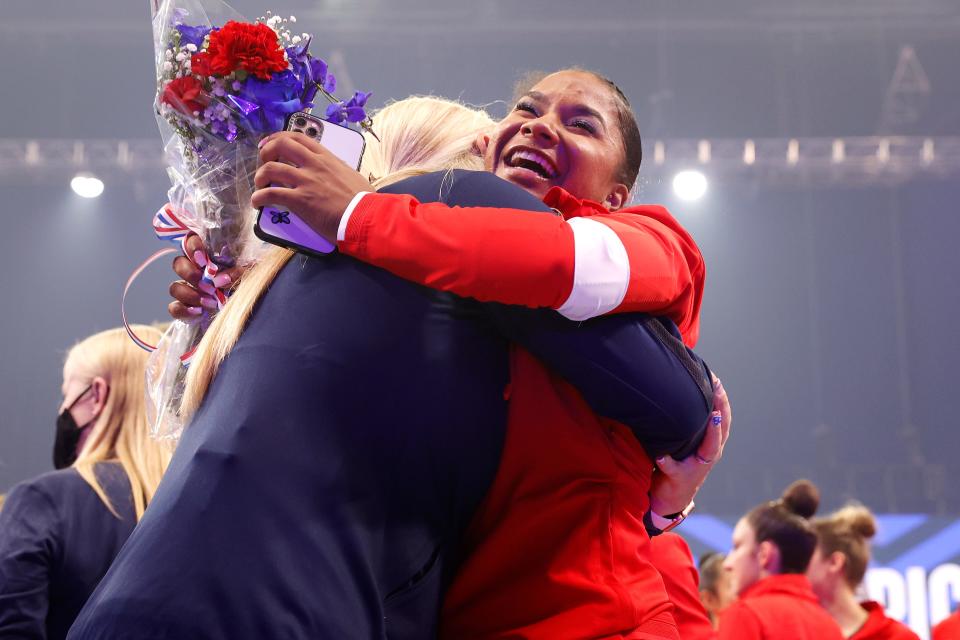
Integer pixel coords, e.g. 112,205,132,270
205,21,288,80
190,52,213,77
161,76,209,116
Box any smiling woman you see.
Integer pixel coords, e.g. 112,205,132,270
485,71,633,206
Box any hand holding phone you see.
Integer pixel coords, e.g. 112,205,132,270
254,111,366,257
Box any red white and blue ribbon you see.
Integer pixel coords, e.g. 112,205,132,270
152,203,194,251
123,204,233,364
122,247,178,353
152,203,229,310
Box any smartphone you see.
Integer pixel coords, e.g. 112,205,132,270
254,111,367,257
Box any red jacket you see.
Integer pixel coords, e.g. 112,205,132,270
340,187,705,638
339,186,705,346
933,610,960,640
440,347,678,639
718,575,844,640
850,601,919,640
648,534,717,640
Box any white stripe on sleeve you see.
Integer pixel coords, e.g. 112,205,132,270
337,192,372,242
555,217,630,321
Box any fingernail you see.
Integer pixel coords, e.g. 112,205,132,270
200,296,219,310
258,135,271,149
197,280,215,295
193,250,208,267
213,273,232,288
712,412,722,426
186,306,203,316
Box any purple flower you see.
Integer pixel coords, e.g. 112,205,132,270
287,47,337,103
176,23,212,47
324,91,371,124
234,70,307,133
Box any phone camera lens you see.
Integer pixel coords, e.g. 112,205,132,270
305,127,318,138
294,117,307,127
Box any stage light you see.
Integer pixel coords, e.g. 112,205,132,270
672,170,708,202
71,173,104,198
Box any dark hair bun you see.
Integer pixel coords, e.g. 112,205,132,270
781,479,820,519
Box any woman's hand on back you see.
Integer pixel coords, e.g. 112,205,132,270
649,377,731,517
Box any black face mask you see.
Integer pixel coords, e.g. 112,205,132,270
54,384,93,470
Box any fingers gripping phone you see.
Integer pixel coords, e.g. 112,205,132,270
254,111,366,257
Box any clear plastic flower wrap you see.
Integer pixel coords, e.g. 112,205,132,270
145,0,373,440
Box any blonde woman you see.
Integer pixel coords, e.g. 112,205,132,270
807,505,920,639
74,94,718,639
0,326,171,640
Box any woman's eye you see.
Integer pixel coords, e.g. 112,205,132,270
515,101,538,115
570,119,596,133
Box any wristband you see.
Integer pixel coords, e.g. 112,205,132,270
644,501,695,537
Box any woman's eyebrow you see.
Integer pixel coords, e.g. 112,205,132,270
569,104,608,131
521,91,548,104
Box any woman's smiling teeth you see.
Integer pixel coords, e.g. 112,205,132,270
505,149,558,179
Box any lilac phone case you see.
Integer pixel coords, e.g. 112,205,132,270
255,112,366,257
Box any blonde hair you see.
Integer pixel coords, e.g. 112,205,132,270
360,95,493,187
181,97,494,420
813,504,877,588
67,325,172,520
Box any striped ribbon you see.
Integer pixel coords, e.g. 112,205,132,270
152,203,228,310
122,247,177,352
122,204,232,364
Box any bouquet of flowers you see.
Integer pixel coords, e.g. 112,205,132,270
144,0,373,439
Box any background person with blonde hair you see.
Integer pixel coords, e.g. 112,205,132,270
0,325,171,640
807,504,920,639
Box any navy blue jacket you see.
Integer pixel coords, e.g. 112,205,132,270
0,463,135,640
70,171,711,639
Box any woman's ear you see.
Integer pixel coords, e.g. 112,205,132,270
473,132,490,158
604,183,630,211
827,551,847,576
89,376,110,420
757,540,782,574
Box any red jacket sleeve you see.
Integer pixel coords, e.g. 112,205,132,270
648,533,718,640
339,191,704,347
340,192,577,310
589,205,704,347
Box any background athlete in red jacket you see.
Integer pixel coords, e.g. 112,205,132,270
807,504,920,639
720,480,844,640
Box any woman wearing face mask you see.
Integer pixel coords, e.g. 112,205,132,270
719,480,843,640
807,505,919,639
0,326,172,640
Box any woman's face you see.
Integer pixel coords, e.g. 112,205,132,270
724,517,762,597
483,70,630,208
60,363,97,425
805,545,837,602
